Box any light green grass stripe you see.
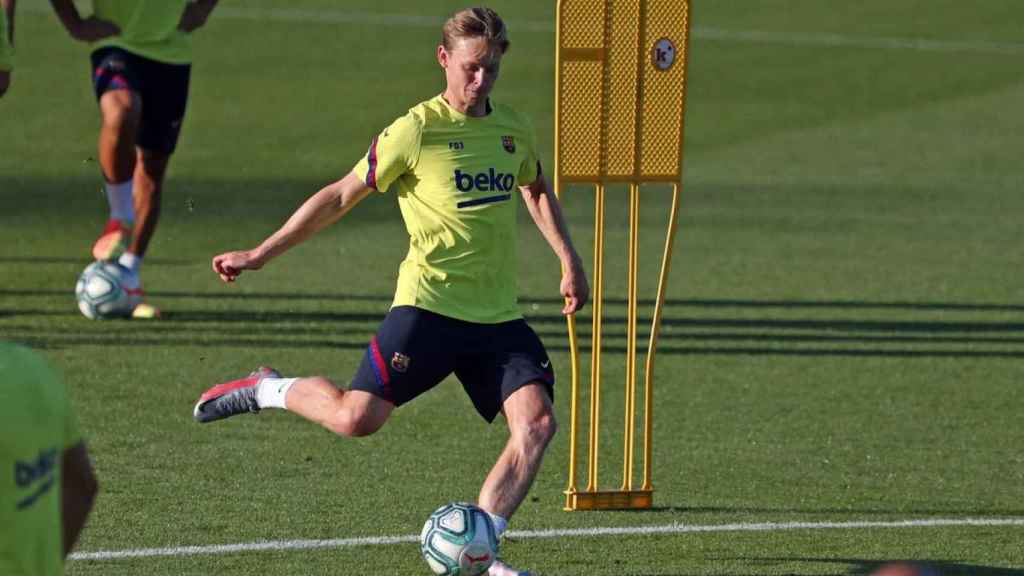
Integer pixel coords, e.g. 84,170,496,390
19,5,1024,54
70,517,1024,561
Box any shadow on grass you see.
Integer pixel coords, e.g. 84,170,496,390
4,292,1024,357
4,289,1024,313
11,334,1024,358
0,257,193,266
748,557,1024,576
651,504,1024,517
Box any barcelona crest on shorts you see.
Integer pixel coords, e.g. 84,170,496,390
391,352,410,373
501,135,515,154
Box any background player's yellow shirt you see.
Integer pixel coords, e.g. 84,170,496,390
0,8,12,72
0,344,82,576
354,95,541,324
91,0,191,64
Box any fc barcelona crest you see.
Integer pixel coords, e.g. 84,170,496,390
501,135,516,154
391,352,410,373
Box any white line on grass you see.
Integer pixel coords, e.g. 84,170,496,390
70,517,1024,561
20,5,1024,55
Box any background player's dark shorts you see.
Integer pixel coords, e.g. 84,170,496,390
90,47,191,154
350,306,555,422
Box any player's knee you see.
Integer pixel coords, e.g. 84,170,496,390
100,92,140,133
138,149,171,182
514,411,557,449
328,408,385,438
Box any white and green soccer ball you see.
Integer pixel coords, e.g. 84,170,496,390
420,502,498,576
75,261,138,320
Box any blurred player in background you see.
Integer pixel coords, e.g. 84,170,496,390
0,343,99,576
0,0,14,96
49,0,220,318
193,7,588,575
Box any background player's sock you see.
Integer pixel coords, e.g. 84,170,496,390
106,181,135,222
118,252,141,274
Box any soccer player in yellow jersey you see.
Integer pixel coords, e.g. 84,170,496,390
49,0,221,318
1,343,98,576
0,0,14,97
194,8,588,575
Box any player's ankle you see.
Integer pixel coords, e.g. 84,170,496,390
256,377,296,409
118,252,142,274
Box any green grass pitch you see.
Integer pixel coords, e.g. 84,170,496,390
2,1,1024,574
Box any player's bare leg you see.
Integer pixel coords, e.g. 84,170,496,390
478,383,556,576
0,71,10,97
120,147,169,318
194,372,393,438
282,377,393,437
129,147,169,260
94,89,139,261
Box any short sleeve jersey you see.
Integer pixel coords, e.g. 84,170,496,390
0,8,12,72
354,95,542,324
0,344,82,576
91,0,192,64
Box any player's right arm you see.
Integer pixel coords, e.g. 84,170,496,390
0,0,12,97
212,172,373,282
178,0,219,33
61,441,98,557
214,113,420,283
2,0,15,47
48,0,119,42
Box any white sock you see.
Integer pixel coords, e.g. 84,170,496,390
118,252,142,274
105,180,135,222
256,377,296,409
487,512,508,538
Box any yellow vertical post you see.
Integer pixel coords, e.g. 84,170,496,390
559,0,691,511
622,182,639,491
587,183,605,492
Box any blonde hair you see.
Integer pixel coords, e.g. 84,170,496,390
441,7,510,54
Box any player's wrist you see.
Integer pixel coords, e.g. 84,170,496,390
561,252,583,272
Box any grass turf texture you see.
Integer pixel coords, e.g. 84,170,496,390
2,0,1024,574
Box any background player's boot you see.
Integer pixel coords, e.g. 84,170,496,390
93,219,132,261
488,559,532,576
120,267,158,319
193,367,282,423
131,301,161,319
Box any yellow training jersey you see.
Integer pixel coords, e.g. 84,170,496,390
354,95,542,324
0,8,12,72
0,344,82,576
91,0,192,64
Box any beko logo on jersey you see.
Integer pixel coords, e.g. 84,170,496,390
454,169,515,193
14,448,58,510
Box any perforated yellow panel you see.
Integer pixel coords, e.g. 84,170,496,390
639,0,689,178
556,0,689,183
559,60,604,178
604,0,641,178
559,0,606,49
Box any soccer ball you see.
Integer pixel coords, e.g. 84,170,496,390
75,261,138,319
420,502,498,576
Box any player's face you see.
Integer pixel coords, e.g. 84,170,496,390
438,36,503,115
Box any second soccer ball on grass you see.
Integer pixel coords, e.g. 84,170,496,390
74,260,139,320
420,502,498,576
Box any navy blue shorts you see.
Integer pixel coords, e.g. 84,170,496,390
90,47,191,154
350,306,554,422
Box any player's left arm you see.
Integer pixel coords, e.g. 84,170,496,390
520,174,589,314
62,441,98,557
178,0,219,33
